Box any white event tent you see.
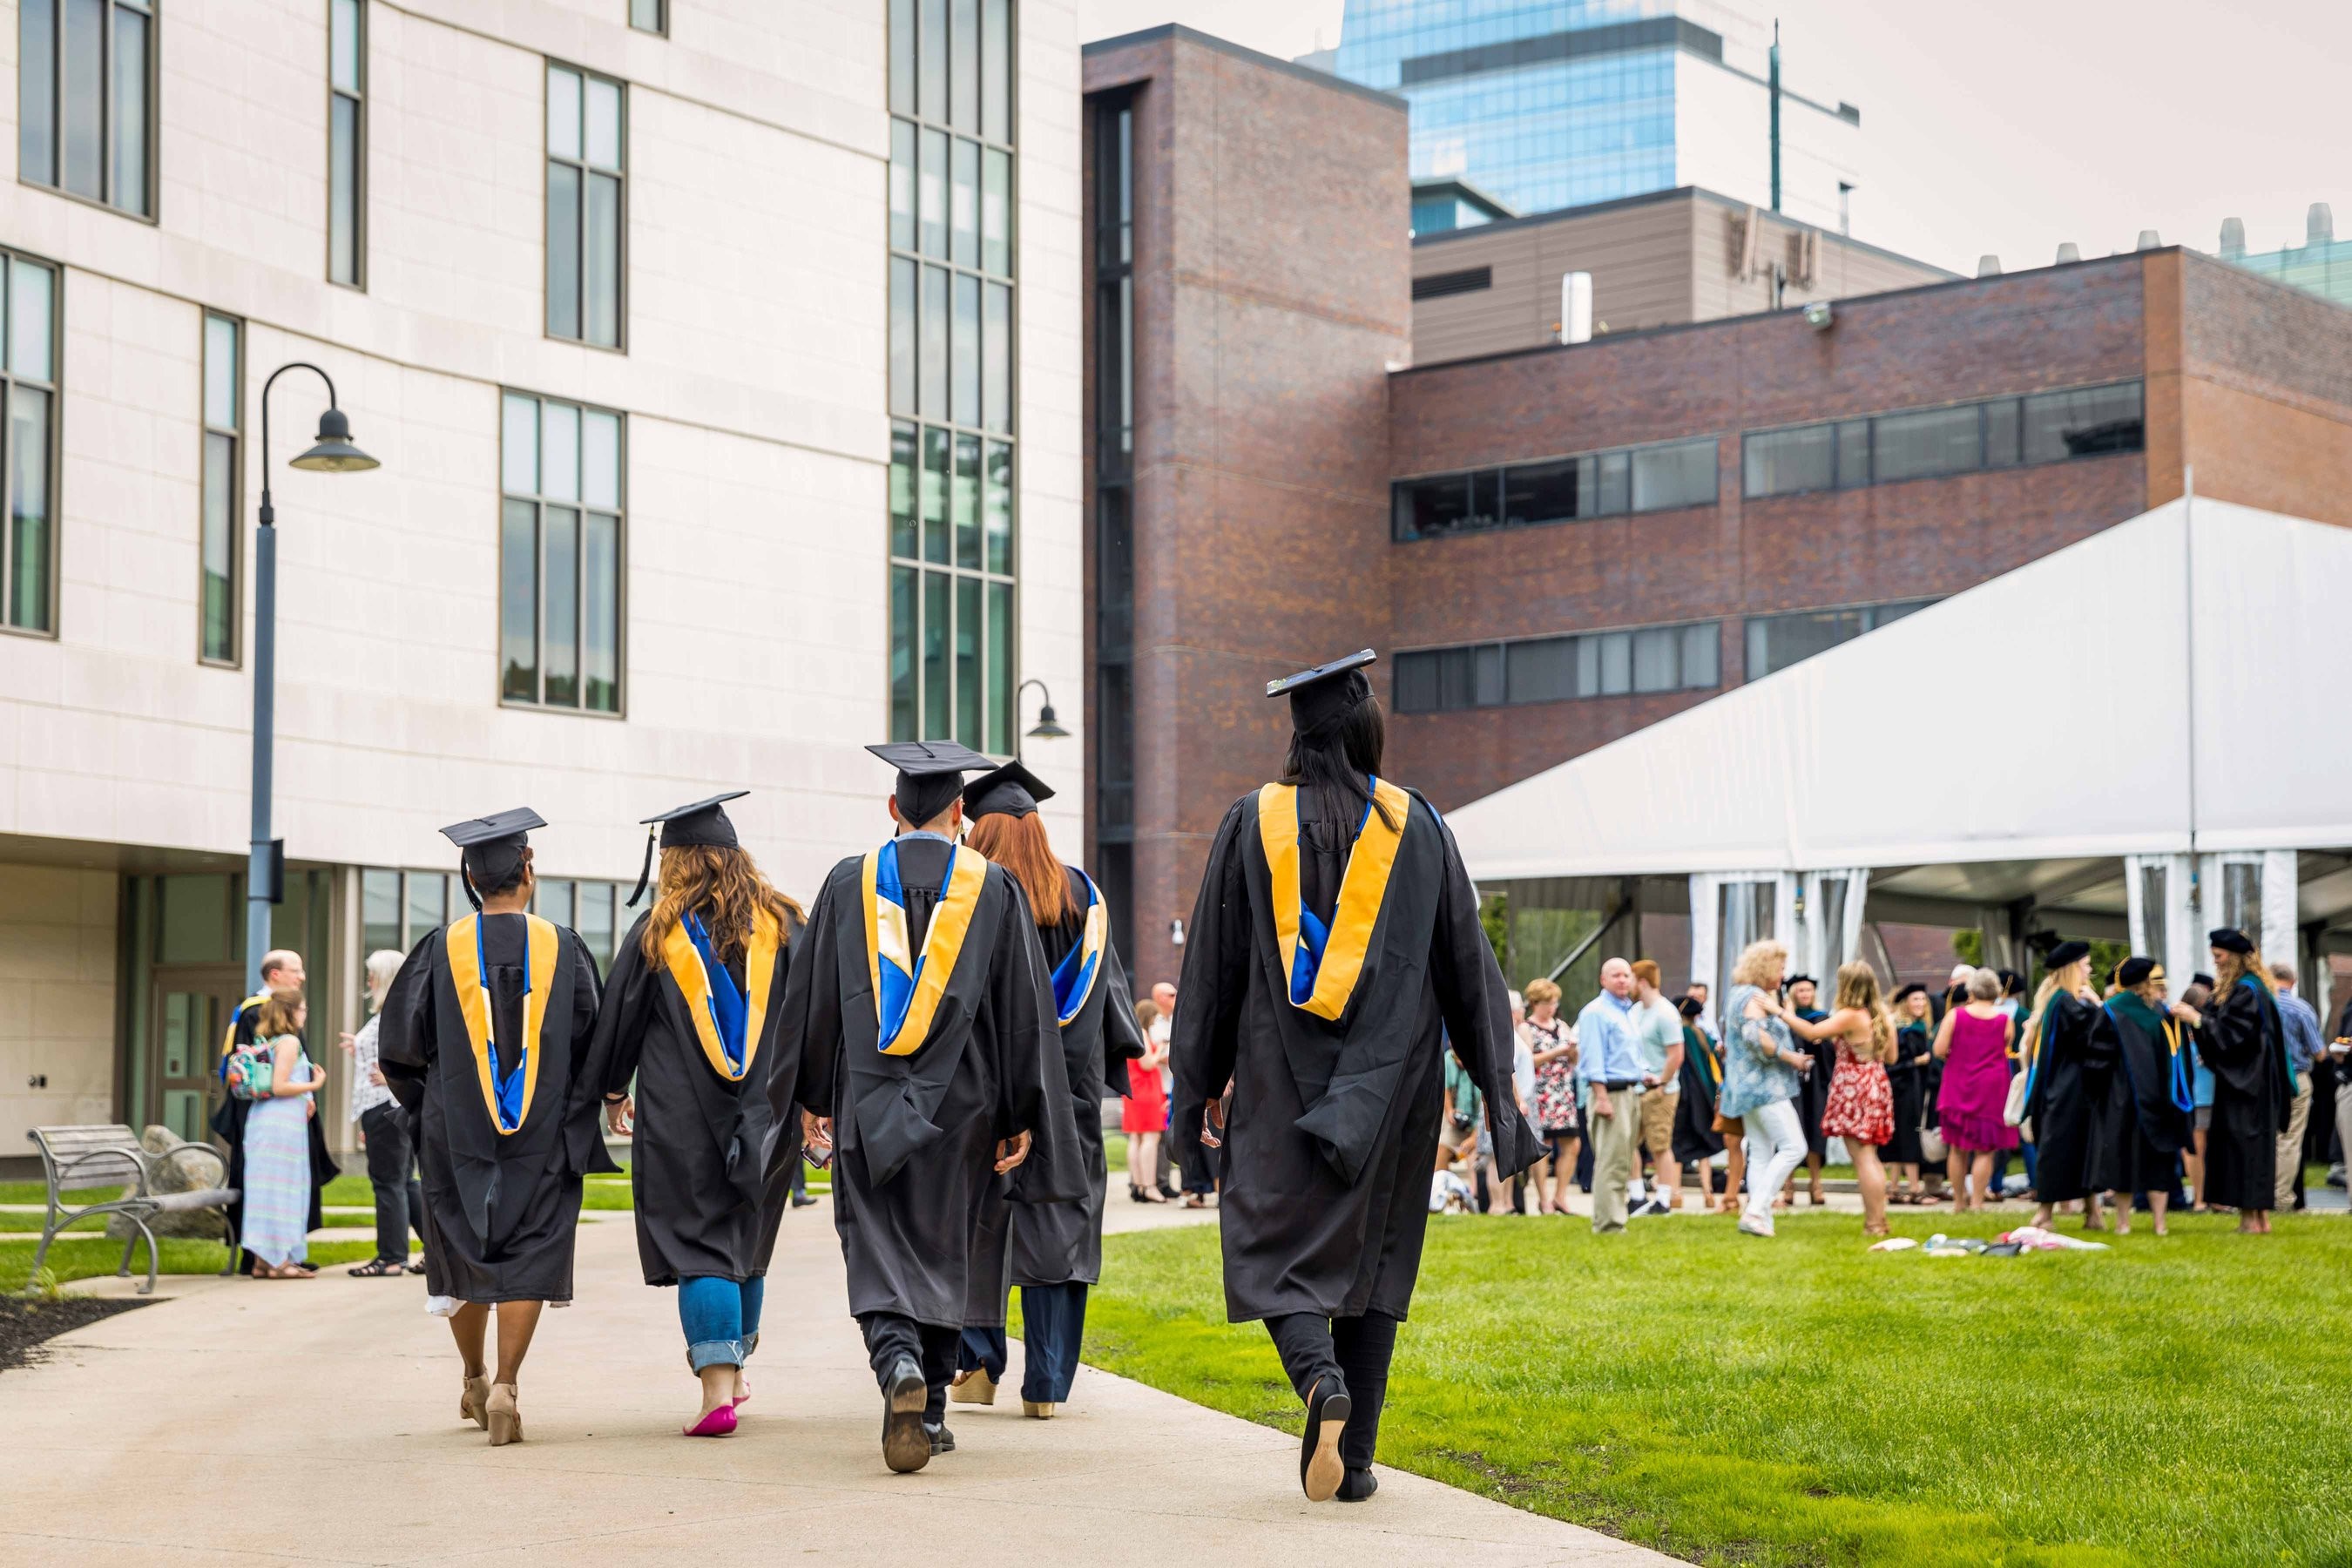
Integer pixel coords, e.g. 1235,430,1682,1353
1447,495,2352,1010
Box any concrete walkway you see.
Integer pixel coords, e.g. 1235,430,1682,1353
3,1192,1673,1568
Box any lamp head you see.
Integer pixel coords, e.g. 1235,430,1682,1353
291,406,380,473
1025,702,1071,740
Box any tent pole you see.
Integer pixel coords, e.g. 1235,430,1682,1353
2182,463,2198,862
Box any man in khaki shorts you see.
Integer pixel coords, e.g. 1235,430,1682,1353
1630,960,1686,1216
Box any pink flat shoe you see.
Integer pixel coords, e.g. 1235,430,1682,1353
684,1403,739,1438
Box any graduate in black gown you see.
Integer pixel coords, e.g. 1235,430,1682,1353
1881,984,1936,1201
783,740,1084,1474
2092,957,2194,1233
1670,997,1725,1207
1785,976,1833,1206
1171,651,1540,1505
210,950,336,1274
2023,940,2112,1229
584,792,803,1438
951,760,1146,1418
2180,928,2293,1233
377,809,608,1447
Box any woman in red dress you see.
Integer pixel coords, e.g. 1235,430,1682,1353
1122,998,1171,1201
1787,961,1897,1235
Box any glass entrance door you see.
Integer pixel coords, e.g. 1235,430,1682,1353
151,966,246,1146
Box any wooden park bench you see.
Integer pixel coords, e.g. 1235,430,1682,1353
24,1125,240,1295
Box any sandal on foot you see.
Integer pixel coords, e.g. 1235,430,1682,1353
348,1257,408,1278
684,1402,739,1437
486,1383,523,1447
461,1374,490,1429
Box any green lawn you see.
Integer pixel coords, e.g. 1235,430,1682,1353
2,1236,412,1294
1085,1211,2352,1568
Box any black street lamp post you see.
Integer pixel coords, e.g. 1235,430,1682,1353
245,363,379,993
1017,677,1069,757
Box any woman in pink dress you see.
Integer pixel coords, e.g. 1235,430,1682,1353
1787,962,1897,1235
1933,966,2019,1210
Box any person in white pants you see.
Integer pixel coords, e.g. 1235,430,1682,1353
1713,940,1817,1239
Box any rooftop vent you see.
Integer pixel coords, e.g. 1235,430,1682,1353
1977,254,2002,277
2135,228,2163,251
2312,203,2336,247
2218,218,2245,259
2055,241,2080,264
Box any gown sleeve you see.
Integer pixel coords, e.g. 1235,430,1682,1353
582,923,657,1102
998,878,1089,1205
1428,805,1544,1179
1170,798,1254,1154
375,929,442,1115
564,928,622,1176
2194,982,2267,1068
777,874,845,1123
1097,924,1146,1098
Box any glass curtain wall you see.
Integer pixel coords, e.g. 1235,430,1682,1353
1091,89,1136,963
0,252,59,636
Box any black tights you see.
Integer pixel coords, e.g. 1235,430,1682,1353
1265,1311,1400,1469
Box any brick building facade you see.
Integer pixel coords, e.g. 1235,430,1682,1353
1084,26,2352,989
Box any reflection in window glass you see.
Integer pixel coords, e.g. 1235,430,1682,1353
1395,622,1724,713
547,64,625,347
502,393,624,712
1398,439,1713,540
1871,404,1981,484
24,0,155,215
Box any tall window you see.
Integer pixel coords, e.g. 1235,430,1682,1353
628,0,666,34
887,0,1016,750
199,311,242,664
546,62,625,348
19,0,155,219
1091,91,1135,957
500,392,624,713
0,253,59,636
328,0,365,287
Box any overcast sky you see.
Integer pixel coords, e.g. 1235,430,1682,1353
1072,0,2352,275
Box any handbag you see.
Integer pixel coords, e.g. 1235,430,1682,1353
2001,1063,2031,1129
1918,1112,1946,1166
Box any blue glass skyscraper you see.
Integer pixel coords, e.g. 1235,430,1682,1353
1333,0,1863,231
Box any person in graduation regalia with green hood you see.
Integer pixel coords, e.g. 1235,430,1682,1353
377,808,610,1448
581,792,804,1438
782,740,1085,1475
2023,939,2112,1231
2174,927,2293,1233
2091,957,2195,1234
949,759,1146,1420
1171,651,1541,1505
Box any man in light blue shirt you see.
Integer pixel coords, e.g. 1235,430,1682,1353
1575,958,1644,1233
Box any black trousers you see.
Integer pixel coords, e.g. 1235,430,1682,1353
359,1103,423,1264
861,1313,957,1426
956,1281,1089,1402
1266,1311,1400,1470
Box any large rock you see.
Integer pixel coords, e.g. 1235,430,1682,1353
103,1127,230,1242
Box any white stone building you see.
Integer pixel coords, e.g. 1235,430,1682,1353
0,0,1085,1166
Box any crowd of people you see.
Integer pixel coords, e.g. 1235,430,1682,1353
1429,929,2342,1240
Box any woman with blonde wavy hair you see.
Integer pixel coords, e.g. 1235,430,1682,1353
1785,961,1898,1235
2173,927,2292,1233
1714,939,1816,1238
585,792,804,1437
2019,940,2108,1231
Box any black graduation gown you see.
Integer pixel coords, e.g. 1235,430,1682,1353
2024,992,2111,1204
1671,1024,1725,1164
582,907,797,1286
1794,1009,1834,1158
751,907,809,1274
965,864,1147,1323
210,997,340,1272
2090,993,2193,1195
378,915,607,1304
1882,1022,1935,1164
785,837,1085,1328
1170,781,1540,1326
2193,977,2293,1211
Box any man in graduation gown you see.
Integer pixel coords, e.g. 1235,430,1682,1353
581,792,803,1435
783,740,1084,1474
1172,651,1540,1505
2024,940,2112,1228
210,948,336,1274
378,808,609,1447
2180,928,2293,1233
950,760,1146,1419
2092,957,2194,1232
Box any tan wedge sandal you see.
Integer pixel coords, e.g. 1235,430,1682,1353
486,1382,523,1447
460,1374,490,1430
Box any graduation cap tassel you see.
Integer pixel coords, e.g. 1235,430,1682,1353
627,826,658,909
459,863,484,913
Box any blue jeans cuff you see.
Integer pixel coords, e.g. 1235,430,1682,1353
687,1337,747,1372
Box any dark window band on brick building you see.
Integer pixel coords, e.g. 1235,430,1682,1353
1393,437,1716,541
1742,380,2144,499
1395,621,1720,713
1412,266,1491,301
1744,598,1937,680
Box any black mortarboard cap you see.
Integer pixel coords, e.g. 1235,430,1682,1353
2118,957,2159,988
963,758,1055,821
440,808,545,910
2207,926,2254,955
868,740,993,829
1267,649,1376,737
1893,983,1927,1003
626,791,747,908
1785,974,1818,989
1676,996,1705,1020
2191,971,2214,990
2045,939,2090,968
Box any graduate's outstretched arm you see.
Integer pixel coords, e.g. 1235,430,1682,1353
374,929,441,1114
998,878,1085,1201
576,919,655,1139
1429,811,1543,1178
560,928,625,1173
1170,800,1251,1146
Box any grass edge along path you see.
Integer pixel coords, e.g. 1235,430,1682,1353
2,1237,416,1294
1083,1213,2352,1568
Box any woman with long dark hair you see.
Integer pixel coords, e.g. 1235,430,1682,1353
950,760,1145,1419
1172,651,1538,1504
585,793,804,1437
